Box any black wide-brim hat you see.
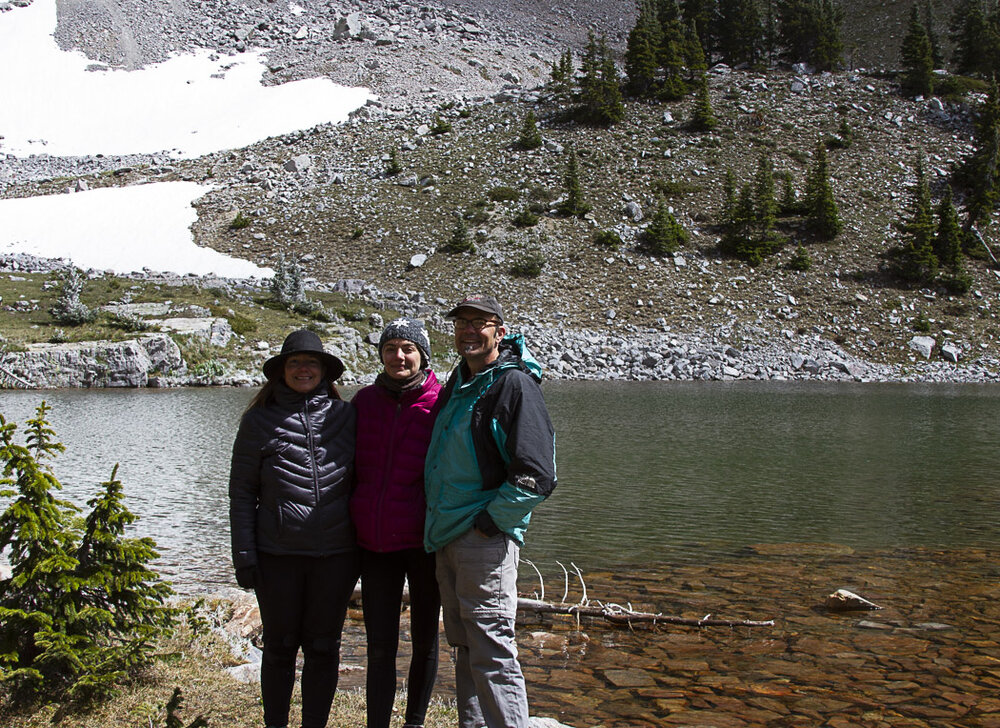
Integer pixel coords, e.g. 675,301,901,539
262,329,345,382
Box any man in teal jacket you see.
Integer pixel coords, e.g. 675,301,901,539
424,294,557,728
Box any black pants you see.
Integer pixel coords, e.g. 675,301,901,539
255,550,360,728
360,547,441,728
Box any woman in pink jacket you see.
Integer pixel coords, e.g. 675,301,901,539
350,318,442,728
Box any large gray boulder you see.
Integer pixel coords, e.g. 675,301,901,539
4,335,185,388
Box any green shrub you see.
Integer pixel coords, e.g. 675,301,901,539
270,255,310,311
654,179,704,197
488,186,520,203
107,310,153,332
227,313,257,336
430,115,452,135
229,212,251,230
0,403,175,704
933,74,988,102
512,208,539,228
593,230,622,249
517,111,543,150
192,360,225,378
641,200,689,256
939,273,972,295
509,250,546,277
786,244,813,271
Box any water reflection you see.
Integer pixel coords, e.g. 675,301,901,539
1,381,999,592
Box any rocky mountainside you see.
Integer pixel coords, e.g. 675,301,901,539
3,0,999,384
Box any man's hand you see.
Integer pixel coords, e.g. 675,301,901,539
474,510,501,537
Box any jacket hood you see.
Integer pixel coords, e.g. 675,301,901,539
496,333,543,383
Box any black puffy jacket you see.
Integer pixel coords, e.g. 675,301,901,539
229,382,356,570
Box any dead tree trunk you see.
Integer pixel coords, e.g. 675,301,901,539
516,597,774,629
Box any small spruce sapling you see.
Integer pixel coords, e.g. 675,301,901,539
49,268,96,326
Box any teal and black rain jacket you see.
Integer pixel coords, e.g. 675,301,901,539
423,333,557,552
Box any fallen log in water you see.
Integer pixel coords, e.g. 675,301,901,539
516,597,775,628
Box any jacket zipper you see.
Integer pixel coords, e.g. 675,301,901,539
304,398,320,504
374,399,402,548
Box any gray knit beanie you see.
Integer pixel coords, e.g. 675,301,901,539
378,317,431,368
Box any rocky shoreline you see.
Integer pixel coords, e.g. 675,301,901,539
2,253,998,387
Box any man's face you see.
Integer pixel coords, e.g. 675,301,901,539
451,306,505,367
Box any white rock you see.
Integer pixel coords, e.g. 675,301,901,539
908,335,936,359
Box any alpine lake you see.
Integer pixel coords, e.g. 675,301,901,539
1,381,998,727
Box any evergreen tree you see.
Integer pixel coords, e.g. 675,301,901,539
557,144,592,217
777,0,816,62
804,141,841,239
777,0,843,70
949,1,995,77
598,36,626,123
812,0,844,71
681,0,715,58
689,73,718,130
754,154,778,238
900,4,934,98
578,32,625,125
922,0,944,68
385,147,402,176
683,19,708,78
721,182,767,263
761,0,780,64
894,155,939,283
270,254,308,310
0,404,174,702
626,2,661,97
550,48,575,96
517,111,543,150
779,170,801,214
0,405,79,692
443,214,474,253
49,268,96,326
642,198,689,255
658,17,690,99
934,185,964,270
956,78,1000,234
74,464,175,694
786,243,813,271
722,167,737,222
717,0,764,66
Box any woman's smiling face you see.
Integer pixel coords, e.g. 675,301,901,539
283,354,325,393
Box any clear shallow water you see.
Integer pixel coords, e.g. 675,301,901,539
1,381,998,591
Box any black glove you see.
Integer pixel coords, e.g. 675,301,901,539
235,565,256,590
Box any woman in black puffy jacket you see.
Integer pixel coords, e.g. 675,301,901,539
229,329,359,728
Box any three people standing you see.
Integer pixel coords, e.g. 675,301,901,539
229,292,557,728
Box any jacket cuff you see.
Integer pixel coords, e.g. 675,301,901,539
474,510,501,536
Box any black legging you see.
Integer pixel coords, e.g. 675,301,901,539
360,547,441,728
255,551,360,728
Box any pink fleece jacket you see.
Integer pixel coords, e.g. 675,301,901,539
350,370,441,552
